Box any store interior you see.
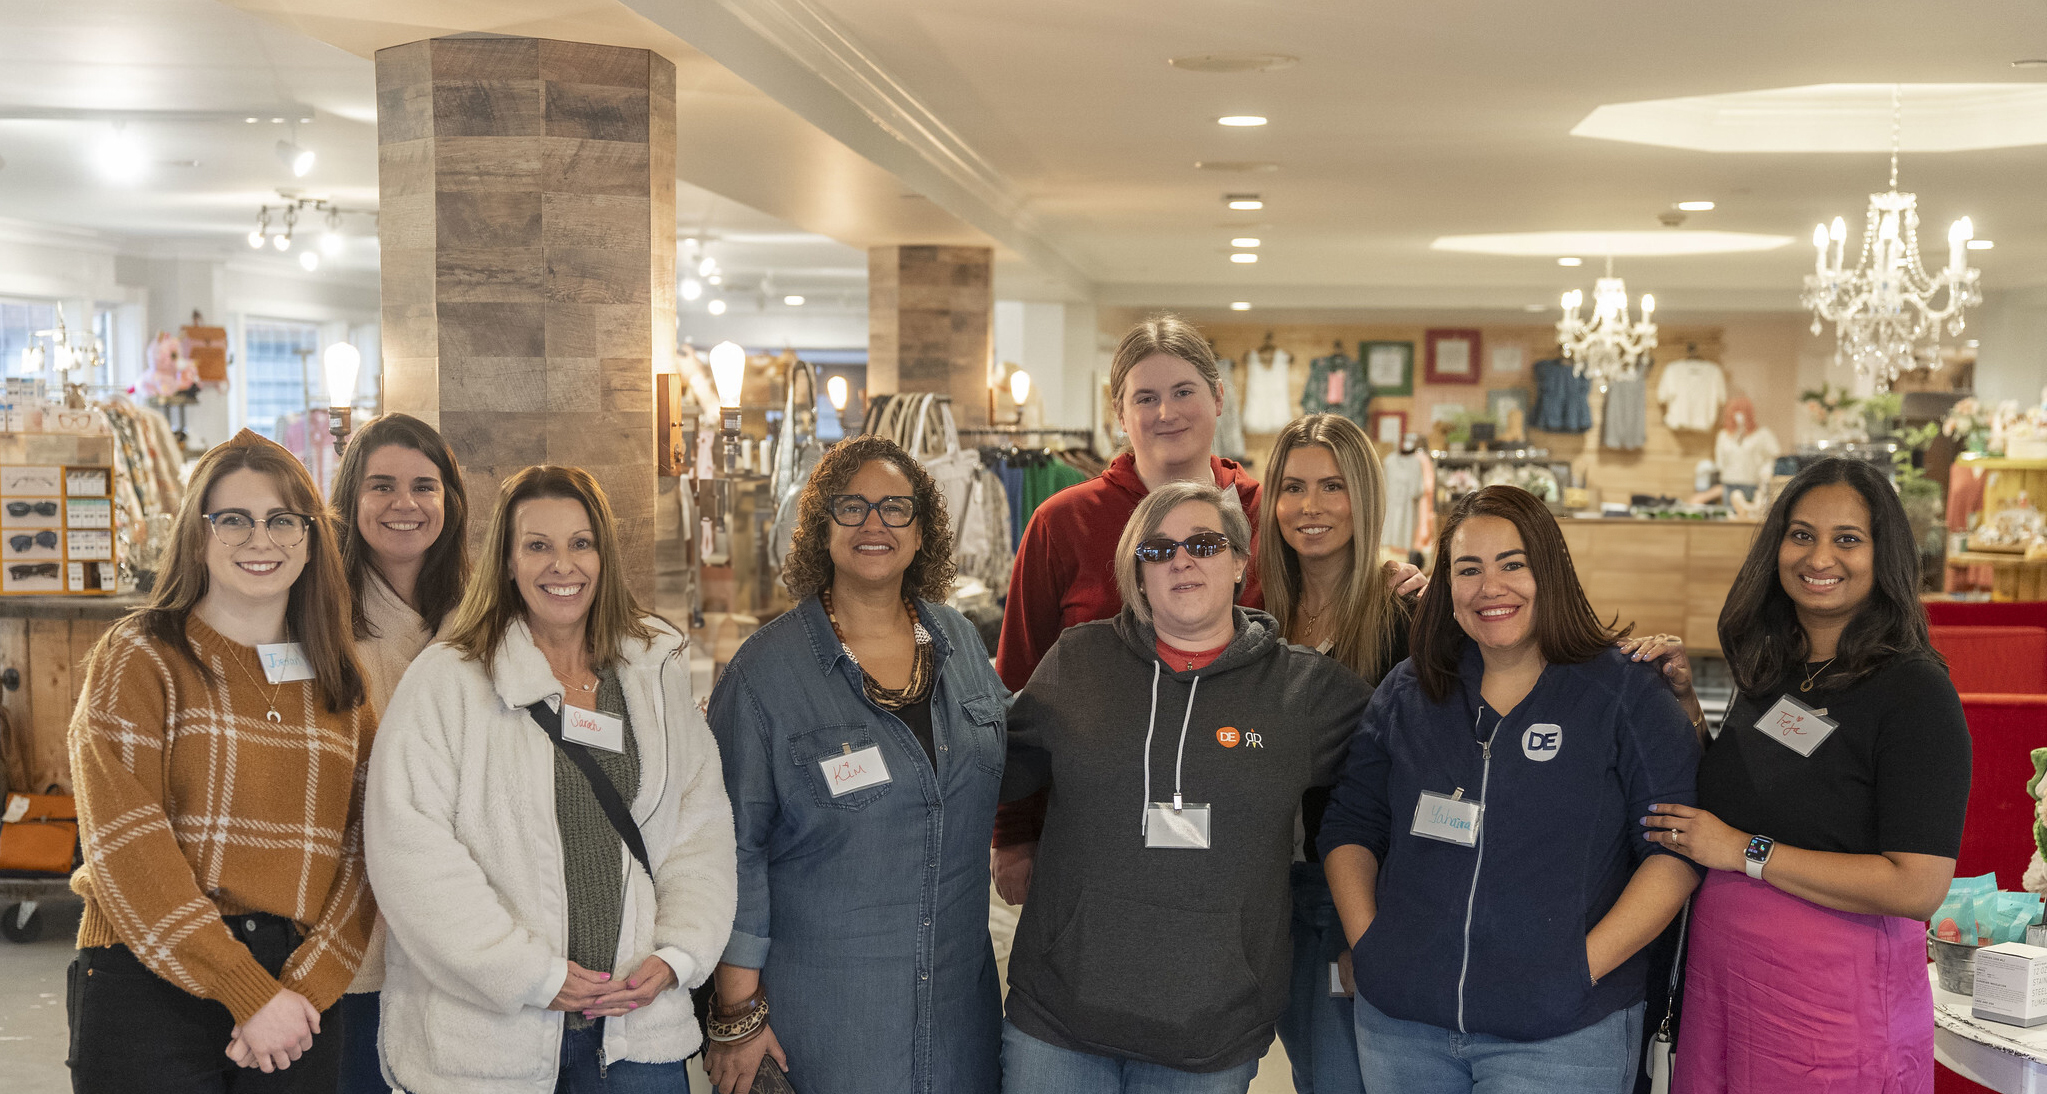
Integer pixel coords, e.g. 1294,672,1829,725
3,0,2047,1090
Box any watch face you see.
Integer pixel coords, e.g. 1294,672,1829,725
1745,836,1773,861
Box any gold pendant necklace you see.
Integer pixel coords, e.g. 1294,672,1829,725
1799,657,1836,693
230,650,286,723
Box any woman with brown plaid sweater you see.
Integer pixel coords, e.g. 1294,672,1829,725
65,429,375,1092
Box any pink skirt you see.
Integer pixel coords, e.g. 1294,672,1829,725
1674,870,1932,1094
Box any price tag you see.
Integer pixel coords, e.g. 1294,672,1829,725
1752,694,1839,758
562,705,626,754
256,642,316,684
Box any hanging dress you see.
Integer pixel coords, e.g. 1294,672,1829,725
1241,348,1295,434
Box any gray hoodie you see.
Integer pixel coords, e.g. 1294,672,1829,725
1001,606,1372,1072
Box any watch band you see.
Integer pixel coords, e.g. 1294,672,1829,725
1744,855,1767,880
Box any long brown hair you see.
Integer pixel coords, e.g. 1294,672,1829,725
1412,485,1628,701
781,435,956,602
330,413,471,638
1257,414,1402,681
126,429,366,712
440,465,655,670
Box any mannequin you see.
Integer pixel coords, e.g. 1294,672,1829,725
1711,395,1779,505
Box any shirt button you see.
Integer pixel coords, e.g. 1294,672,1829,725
244,919,258,932
922,918,931,926
919,973,929,981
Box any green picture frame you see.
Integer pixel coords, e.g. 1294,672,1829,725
1362,340,1414,397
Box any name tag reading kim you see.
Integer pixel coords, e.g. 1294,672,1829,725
821,745,891,796
1145,801,1213,850
1411,789,1482,847
1753,694,1839,758
256,642,315,684
561,705,626,754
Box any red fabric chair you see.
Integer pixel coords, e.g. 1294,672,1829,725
1927,600,2047,630
1953,694,2047,888
1929,626,2047,694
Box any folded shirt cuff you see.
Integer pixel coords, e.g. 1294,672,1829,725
521,956,570,1013
722,930,771,969
652,946,699,989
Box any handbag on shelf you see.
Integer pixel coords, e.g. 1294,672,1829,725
1646,899,1692,1094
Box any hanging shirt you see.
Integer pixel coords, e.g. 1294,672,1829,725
1602,373,1648,451
1656,357,1727,432
1241,349,1295,434
1530,358,1593,433
1300,353,1371,425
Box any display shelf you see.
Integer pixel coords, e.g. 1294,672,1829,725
1945,551,2047,601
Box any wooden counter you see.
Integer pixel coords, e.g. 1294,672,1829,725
0,594,143,795
1558,518,1759,657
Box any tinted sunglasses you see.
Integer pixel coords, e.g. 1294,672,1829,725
7,531,58,552
6,501,58,518
1134,532,1230,564
8,562,58,580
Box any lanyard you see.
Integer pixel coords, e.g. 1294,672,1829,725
1139,659,1202,832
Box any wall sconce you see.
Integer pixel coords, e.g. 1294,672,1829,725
709,340,747,474
1008,368,1031,408
323,342,361,454
827,374,849,413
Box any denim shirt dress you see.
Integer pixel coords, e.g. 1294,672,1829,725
708,594,1006,1094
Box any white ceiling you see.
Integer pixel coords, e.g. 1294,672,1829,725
5,0,2047,315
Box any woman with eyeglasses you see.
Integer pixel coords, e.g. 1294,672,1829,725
999,480,1371,1094
326,413,471,1092
706,435,1009,1094
66,429,375,1091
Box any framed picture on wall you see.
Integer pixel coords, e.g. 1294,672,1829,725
1486,388,1530,422
1369,410,1407,445
1425,329,1482,385
1362,340,1414,396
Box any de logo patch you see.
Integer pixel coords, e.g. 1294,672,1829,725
1521,723,1562,762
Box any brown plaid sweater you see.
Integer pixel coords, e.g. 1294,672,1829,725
68,614,377,1023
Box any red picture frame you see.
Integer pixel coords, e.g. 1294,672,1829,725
1425,329,1483,385
1369,410,1407,446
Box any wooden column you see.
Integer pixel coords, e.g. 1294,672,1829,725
868,245,994,428
374,37,675,602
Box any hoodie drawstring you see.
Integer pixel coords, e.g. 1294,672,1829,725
1139,660,1202,834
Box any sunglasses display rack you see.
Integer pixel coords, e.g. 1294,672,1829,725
0,434,117,597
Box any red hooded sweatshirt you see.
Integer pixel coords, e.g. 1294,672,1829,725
993,452,1264,845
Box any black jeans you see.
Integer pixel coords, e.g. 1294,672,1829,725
67,912,341,1094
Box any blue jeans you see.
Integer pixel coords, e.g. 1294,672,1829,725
337,992,385,1093
1001,1021,1258,1094
1277,863,1364,1094
1353,997,1643,1094
553,1023,692,1094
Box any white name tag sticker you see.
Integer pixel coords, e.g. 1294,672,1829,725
1752,694,1839,758
255,642,315,684
1328,961,1353,998
1144,802,1213,849
561,705,626,754
1411,790,1482,847
820,745,891,796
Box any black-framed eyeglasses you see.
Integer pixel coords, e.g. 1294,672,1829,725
6,531,58,553
8,562,58,580
828,495,917,528
1134,532,1231,564
204,510,312,549
5,501,58,518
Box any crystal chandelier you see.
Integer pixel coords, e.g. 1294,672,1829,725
1557,257,1657,383
1802,87,1981,392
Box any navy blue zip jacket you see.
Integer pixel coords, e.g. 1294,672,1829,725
1317,643,1699,1041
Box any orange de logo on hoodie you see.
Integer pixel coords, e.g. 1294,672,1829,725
1216,726,1241,748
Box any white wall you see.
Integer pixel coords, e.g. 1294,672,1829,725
991,299,1099,432
1972,286,2047,408
677,300,867,352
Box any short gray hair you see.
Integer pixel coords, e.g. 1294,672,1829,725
1113,479,1253,628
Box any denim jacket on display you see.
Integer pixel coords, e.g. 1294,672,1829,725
708,594,1006,1094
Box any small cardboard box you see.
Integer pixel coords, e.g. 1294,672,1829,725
1973,942,2047,1027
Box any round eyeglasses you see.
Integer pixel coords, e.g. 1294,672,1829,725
829,495,917,528
1133,532,1230,564
204,510,312,549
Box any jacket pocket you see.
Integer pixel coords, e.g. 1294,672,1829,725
961,695,1005,777
790,725,895,811
1035,890,1260,1059
420,991,553,1081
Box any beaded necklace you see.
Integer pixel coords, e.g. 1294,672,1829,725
822,590,935,710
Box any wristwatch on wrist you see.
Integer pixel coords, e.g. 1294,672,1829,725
1744,835,1775,879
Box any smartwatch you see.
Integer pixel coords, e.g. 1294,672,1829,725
1744,835,1775,880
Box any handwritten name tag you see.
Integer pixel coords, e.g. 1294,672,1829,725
1752,693,1838,758
820,745,890,796
256,642,315,684
562,705,625,754
1411,789,1482,847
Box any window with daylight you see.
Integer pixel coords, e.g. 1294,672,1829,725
243,319,320,440
0,298,58,378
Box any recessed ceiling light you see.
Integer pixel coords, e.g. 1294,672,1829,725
708,299,727,316
1676,200,1716,211
1231,237,1261,248
1225,193,1263,210
1195,161,1280,172
244,117,258,124
784,295,805,306
1557,256,1583,267
1436,231,1793,257
270,117,284,124
1229,301,1253,311
1168,53,1299,73
1969,239,1995,250
1230,252,1258,263
1218,116,1268,127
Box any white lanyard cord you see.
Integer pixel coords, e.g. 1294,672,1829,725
1140,660,1204,833
1172,676,1201,810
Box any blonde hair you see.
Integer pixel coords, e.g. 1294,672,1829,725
442,465,655,670
1109,314,1222,405
1257,414,1402,681
1113,480,1252,629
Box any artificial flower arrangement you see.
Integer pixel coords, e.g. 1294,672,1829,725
1800,383,1867,444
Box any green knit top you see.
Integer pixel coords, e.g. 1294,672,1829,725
553,668,641,1029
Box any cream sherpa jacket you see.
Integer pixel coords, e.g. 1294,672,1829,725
365,617,736,1093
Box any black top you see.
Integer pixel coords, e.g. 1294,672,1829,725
1698,654,1971,858
896,692,936,768
1301,598,1414,862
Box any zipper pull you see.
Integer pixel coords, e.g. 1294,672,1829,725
1481,740,1491,760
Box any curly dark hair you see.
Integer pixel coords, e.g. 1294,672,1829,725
782,434,956,601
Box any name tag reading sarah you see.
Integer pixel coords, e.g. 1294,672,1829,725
561,705,626,754
1411,789,1482,847
1753,694,1839,758
820,745,891,796
255,642,315,684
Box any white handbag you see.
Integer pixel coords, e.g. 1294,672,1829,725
1646,900,1691,1094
